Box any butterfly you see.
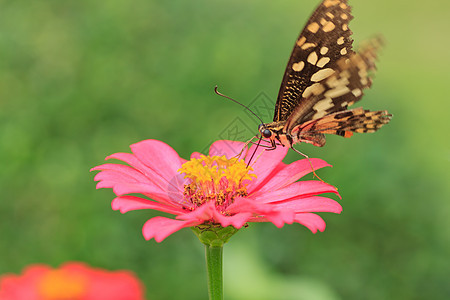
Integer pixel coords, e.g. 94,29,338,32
256,0,392,157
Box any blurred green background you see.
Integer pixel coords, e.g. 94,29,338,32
1,0,449,299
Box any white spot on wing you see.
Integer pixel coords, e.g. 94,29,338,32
302,83,323,98
352,88,362,97
313,98,334,112
296,36,306,47
307,51,318,65
301,42,316,50
326,70,350,88
312,111,327,119
323,0,340,7
337,36,345,45
292,61,305,72
311,68,334,82
359,69,368,78
316,57,331,68
340,48,348,55
325,86,350,98
322,21,336,32
307,22,320,33
320,47,329,55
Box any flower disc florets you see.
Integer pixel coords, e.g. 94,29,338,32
0,262,145,299
38,269,86,299
178,155,256,211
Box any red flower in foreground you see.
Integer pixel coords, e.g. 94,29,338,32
0,262,144,300
92,140,342,242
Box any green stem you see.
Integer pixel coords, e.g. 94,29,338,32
205,244,223,300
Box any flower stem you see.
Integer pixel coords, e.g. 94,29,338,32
205,244,223,300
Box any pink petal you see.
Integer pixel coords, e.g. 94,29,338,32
176,201,215,222
208,140,247,159
91,163,153,184
190,152,203,159
142,216,201,242
103,152,175,192
273,196,342,213
173,202,251,228
228,197,276,214
293,213,326,233
212,211,253,228
176,201,252,228
262,209,295,227
251,158,332,196
92,164,173,199
227,198,295,227
246,143,288,192
130,139,185,192
93,170,140,185
96,181,179,206
249,181,340,204
111,196,185,215
245,214,295,227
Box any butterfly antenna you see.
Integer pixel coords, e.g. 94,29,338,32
214,86,265,125
246,136,262,168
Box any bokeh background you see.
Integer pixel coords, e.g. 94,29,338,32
1,0,449,299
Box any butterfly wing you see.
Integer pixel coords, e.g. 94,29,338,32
274,0,354,122
283,37,383,132
291,107,392,144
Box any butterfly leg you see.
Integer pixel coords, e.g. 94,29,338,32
235,136,258,159
290,146,325,183
246,137,279,167
248,140,282,149
248,142,282,148
264,139,280,151
249,139,278,152
235,137,280,162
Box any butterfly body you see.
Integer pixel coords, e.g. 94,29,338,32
258,0,392,151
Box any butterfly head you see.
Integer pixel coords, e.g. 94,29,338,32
258,123,274,139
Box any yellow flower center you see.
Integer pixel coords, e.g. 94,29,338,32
178,155,256,211
38,270,87,300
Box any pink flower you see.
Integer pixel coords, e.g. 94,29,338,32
0,262,145,300
91,139,342,242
